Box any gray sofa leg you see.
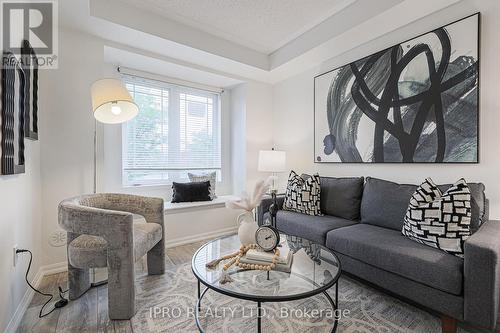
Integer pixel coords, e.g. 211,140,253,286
108,253,136,320
68,264,91,300
441,315,457,333
147,239,165,275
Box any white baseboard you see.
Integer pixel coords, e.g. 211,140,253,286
40,261,68,276
4,268,44,333
164,226,237,248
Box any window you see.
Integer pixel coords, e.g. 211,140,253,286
122,76,221,186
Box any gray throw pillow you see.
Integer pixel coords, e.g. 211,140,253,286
188,172,217,199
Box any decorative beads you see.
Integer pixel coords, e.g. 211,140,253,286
207,243,280,274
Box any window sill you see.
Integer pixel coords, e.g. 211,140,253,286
164,195,240,215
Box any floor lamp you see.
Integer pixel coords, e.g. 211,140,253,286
258,149,286,228
90,78,138,193
89,78,138,283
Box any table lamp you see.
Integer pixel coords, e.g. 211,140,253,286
258,149,286,227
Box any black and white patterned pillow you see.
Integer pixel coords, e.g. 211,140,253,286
402,178,472,257
283,171,322,216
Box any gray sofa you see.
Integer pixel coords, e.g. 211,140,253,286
257,176,500,333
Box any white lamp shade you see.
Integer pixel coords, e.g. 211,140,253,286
258,150,286,172
91,78,138,124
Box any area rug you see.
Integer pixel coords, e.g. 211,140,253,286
130,263,470,333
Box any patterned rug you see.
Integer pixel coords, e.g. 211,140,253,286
130,263,470,333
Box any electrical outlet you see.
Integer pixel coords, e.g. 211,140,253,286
13,245,18,267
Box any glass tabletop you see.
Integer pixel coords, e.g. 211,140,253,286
191,234,341,302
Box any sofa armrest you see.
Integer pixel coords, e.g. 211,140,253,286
256,195,285,226
464,219,500,330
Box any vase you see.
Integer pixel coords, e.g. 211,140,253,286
237,211,258,245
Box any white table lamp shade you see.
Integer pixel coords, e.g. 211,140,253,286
258,150,286,172
91,78,138,124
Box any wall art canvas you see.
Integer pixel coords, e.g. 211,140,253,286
314,13,479,163
1,52,26,174
21,40,39,140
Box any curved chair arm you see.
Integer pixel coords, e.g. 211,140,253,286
91,193,164,227
58,201,134,243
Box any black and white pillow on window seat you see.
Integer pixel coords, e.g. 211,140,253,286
402,178,472,257
283,171,322,216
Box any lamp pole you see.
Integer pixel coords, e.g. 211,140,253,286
93,119,97,194
90,78,139,194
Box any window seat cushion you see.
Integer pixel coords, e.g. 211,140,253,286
164,195,240,214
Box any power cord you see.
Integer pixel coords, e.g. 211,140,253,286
16,249,69,318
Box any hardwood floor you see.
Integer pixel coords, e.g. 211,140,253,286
16,240,207,333
15,237,500,333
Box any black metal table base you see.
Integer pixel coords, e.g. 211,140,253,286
194,279,339,333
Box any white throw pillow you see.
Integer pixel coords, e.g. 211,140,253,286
188,172,217,199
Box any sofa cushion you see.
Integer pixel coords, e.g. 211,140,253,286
326,224,464,295
319,176,364,220
361,177,486,231
273,210,357,245
361,177,418,230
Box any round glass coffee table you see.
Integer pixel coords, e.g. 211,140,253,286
191,233,341,332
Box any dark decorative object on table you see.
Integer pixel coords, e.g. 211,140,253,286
255,224,280,251
171,181,212,203
268,191,279,226
21,40,39,140
314,13,480,163
1,52,26,175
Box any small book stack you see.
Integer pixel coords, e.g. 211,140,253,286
239,247,293,273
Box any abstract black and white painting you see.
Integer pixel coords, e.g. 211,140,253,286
314,13,479,163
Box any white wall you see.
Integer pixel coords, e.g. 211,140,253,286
245,82,275,191
230,84,247,195
272,0,500,218
0,143,42,331
39,28,112,266
229,82,274,195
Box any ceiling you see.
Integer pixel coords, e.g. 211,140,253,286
59,0,464,85
115,0,356,54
